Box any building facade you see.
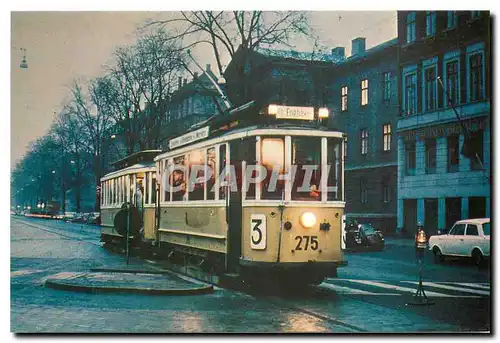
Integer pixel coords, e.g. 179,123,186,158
397,11,491,235
327,38,399,233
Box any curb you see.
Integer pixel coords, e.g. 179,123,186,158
44,270,214,296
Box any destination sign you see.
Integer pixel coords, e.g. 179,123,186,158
275,105,314,120
169,126,210,149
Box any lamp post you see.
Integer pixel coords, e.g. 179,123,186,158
407,222,434,306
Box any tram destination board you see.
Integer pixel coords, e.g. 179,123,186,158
169,126,210,149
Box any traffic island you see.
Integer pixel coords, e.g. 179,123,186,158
44,269,214,295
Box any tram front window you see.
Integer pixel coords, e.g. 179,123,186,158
261,138,285,200
292,137,322,201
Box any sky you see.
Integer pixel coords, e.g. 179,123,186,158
10,11,397,168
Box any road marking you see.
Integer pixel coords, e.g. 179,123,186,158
452,282,490,290
11,269,43,277
320,282,400,296
403,281,490,296
344,279,478,298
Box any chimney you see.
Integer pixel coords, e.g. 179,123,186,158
183,78,187,86
351,37,366,56
178,76,182,89
331,47,345,60
206,64,211,72
193,72,198,79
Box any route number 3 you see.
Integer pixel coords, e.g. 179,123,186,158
250,214,266,250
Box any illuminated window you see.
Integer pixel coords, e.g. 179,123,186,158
262,138,286,200
188,149,205,201
341,86,348,111
383,124,392,152
206,147,216,200
361,79,369,106
172,155,186,201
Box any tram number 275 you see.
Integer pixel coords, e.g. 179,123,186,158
295,236,319,251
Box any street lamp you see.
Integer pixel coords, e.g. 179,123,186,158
52,170,56,174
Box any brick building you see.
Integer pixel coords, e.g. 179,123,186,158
396,11,491,235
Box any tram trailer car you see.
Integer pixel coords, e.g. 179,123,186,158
100,150,161,247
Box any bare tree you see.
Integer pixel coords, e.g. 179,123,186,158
148,11,311,104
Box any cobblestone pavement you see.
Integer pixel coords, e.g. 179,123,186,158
11,216,491,333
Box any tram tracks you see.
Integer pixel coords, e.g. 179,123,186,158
13,217,367,332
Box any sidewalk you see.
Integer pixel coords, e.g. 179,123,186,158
45,267,214,295
384,237,415,248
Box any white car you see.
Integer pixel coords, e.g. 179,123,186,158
429,218,490,266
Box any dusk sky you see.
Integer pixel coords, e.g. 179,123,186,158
10,11,397,168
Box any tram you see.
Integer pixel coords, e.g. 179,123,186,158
100,150,160,246
100,103,347,285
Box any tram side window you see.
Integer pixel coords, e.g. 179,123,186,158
144,172,149,205
163,160,171,202
261,137,285,200
219,144,227,200
327,138,342,201
189,149,205,201
207,147,216,200
172,155,186,201
112,179,116,205
291,137,322,201
151,173,157,204
241,138,257,200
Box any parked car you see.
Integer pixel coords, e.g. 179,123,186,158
429,218,490,266
345,222,385,251
86,213,101,225
70,213,88,223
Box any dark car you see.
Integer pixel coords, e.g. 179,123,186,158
345,222,385,251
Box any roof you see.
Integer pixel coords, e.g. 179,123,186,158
254,38,398,66
255,47,344,63
455,218,490,225
101,162,156,182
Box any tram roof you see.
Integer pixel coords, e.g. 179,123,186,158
110,150,162,171
158,101,346,161
101,162,156,182
155,124,344,161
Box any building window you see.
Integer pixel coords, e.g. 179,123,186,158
447,11,457,29
426,11,436,37
341,86,348,111
383,72,391,101
447,135,459,173
470,130,484,171
425,138,437,174
361,129,369,155
446,60,459,106
383,124,392,152
405,141,416,176
361,79,369,106
404,73,417,115
471,11,481,20
360,178,368,204
406,12,416,43
469,52,485,101
424,66,437,111
382,178,390,203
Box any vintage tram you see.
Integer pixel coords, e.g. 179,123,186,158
100,103,347,284
100,150,160,245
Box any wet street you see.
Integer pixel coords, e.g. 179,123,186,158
11,216,490,333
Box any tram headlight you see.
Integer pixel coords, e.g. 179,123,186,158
300,212,317,228
268,104,278,115
318,108,329,118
